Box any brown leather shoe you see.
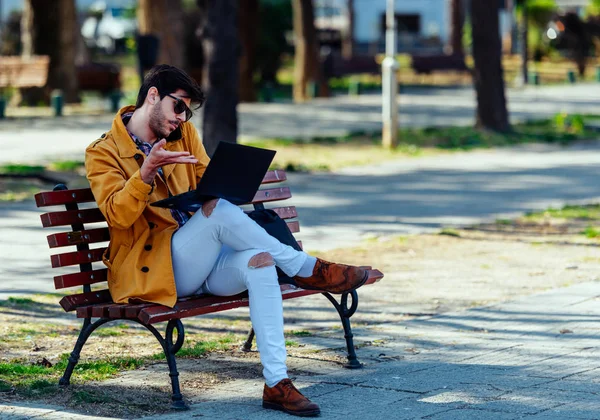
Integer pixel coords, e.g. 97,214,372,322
292,258,369,294
263,379,321,417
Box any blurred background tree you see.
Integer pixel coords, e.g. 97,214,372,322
471,0,509,132
255,0,293,88
518,0,557,62
449,0,465,57
196,0,239,156
21,0,79,104
292,0,329,102
238,0,259,102
137,0,185,69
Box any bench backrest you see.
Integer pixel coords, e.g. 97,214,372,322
0,55,49,88
34,169,299,313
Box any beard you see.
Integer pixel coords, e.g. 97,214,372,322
149,105,173,140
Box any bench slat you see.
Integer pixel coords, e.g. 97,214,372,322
51,247,106,268
54,268,107,289
137,288,316,324
286,221,300,233
41,208,105,227
59,289,112,312
47,227,110,248
35,170,286,209
251,187,291,204
261,206,297,220
261,170,287,184
35,188,96,207
93,303,115,318
137,270,383,324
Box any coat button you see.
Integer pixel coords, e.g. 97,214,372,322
100,133,106,138
144,244,152,251
141,266,149,273
134,153,142,160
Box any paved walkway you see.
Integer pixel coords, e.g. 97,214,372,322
2,281,600,419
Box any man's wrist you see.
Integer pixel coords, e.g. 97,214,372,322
140,166,157,185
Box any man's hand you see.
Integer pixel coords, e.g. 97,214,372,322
140,139,198,184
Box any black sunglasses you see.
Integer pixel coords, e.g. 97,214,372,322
165,93,192,122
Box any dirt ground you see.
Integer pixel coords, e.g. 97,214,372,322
1,218,599,417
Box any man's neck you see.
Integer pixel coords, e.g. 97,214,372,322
126,109,157,145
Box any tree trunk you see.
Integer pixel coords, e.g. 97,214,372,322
292,0,329,102
449,0,464,56
503,0,514,54
21,0,34,57
471,0,509,131
341,0,354,59
521,1,529,84
197,0,239,157
137,0,185,69
238,0,259,103
22,0,79,103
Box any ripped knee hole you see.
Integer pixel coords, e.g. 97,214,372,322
248,252,275,269
202,198,219,217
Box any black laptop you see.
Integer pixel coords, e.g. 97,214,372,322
151,142,276,212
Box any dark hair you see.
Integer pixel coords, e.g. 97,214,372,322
135,64,205,110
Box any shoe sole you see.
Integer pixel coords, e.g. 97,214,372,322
263,401,321,417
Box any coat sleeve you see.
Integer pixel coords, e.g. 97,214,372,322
85,142,152,230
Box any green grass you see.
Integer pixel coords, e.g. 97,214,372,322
495,219,513,225
285,330,312,337
0,164,44,175
0,353,145,397
0,297,37,308
153,335,239,360
524,204,600,221
400,116,597,151
94,327,126,337
48,160,85,172
439,228,461,237
583,226,600,238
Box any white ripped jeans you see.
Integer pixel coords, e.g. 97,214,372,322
171,199,307,387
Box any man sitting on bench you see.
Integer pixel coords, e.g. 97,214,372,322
85,64,369,417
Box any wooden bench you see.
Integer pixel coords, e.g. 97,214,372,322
0,55,49,90
34,169,384,410
322,52,381,79
411,54,470,75
76,63,121,94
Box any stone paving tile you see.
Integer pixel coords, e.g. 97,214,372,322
524,406,599,420
423,408,520,419
536,379,600,395
311,385,413,417
381,397,468,420
151,401,263,420
0,403,120,419
418,384,507,405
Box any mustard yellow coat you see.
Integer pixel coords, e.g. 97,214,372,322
85,106,210,307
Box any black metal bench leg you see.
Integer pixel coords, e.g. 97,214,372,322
242,328,255,352
163,319,187,410
322,290,362,369
59,317,111,385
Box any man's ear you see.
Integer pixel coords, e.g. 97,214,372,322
147,87,159,105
